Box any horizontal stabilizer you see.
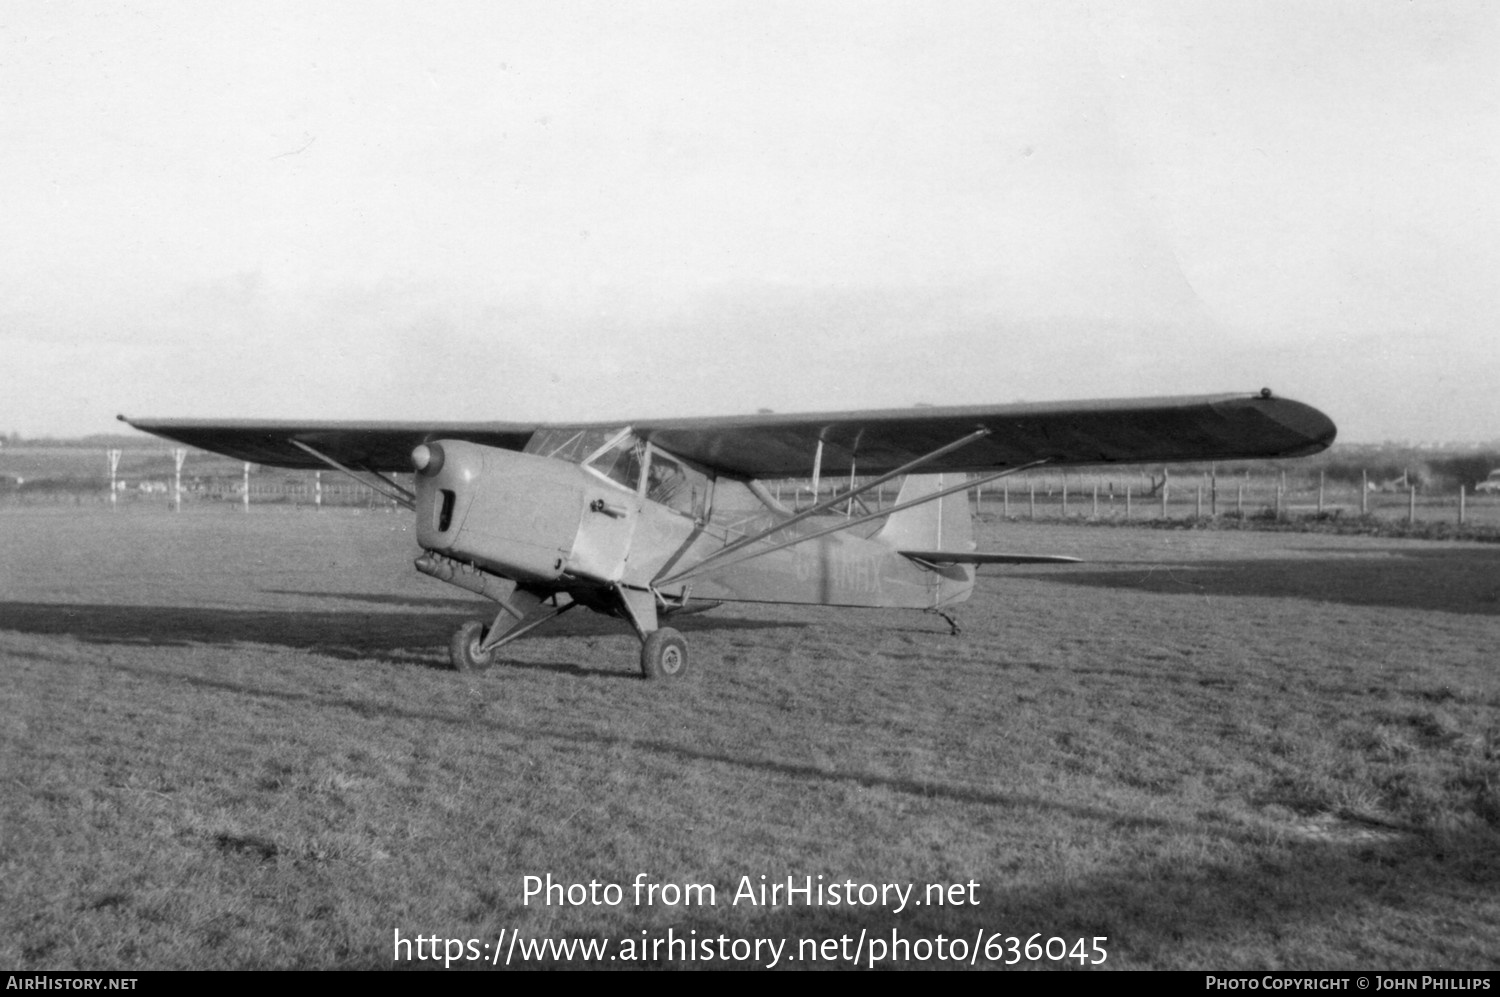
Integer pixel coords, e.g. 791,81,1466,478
898,550,1082,565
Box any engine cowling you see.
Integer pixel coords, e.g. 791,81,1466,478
412,440,641,585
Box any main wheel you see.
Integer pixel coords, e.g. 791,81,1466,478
450,620,496,672
639,627,688,680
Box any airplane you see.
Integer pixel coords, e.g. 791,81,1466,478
120,389,1335,679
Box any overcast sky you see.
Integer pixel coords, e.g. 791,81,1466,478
3,1,1496,442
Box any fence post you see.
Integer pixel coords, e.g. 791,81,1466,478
1408,484,1416,525
107,449,121,510
243,462,250,513
1275,476,1282,519
1092,484,1098,519
173,448,186,512
1003,483,1009,518
1459,485,1466,526
1210,465,1217,516
1161,478,1169,519
1196,483,1203,518
1236,480,1243,516
1125,484,1131,520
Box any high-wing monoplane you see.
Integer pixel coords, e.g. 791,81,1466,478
121,390,1335,678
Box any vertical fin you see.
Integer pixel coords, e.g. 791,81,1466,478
873,474,975,554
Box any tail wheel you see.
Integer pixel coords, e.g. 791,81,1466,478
450,620,497,672
640,627,688,680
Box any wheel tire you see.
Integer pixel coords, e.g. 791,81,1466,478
450,620,496,672
640,627,688,680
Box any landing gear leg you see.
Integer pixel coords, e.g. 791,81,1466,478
933,608,961,635
448,591,576,672
614,584,690,680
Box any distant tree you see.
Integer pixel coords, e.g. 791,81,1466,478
1427,453,1500,492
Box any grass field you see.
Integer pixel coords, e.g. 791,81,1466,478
2,507,1497,970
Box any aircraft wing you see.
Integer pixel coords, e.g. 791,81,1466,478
121,390,1334,476
635,391,1334,477
116,416,537,472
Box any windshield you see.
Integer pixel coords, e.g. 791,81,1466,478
523,427,625,465
525,427,716,518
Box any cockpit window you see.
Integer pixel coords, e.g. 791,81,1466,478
645,447,711,519
527,427,713,515
526,426,645,491
523,427,623,464
583,431,646,492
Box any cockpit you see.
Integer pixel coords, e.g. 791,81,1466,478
524,427,713,521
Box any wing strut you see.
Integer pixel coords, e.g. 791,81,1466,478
659,458,1048,587
657,428,992,585
288,439,416,511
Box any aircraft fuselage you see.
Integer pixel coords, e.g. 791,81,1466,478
412,439,972,612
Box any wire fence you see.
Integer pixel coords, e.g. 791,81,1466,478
0,479,402,511
767,469,1500,529
967,472,1500,528
5,464,1499,528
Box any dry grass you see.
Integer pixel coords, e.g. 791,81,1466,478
2,507,1497,969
